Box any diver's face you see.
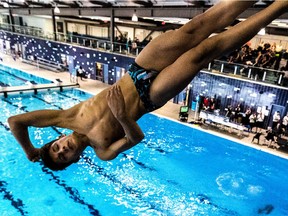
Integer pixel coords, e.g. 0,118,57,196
49,135,80,164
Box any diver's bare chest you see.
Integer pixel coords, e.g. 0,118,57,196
86,124,122,149
88,134,115,152
85,126,125,152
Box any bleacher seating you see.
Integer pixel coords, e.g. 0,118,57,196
22,56,66,72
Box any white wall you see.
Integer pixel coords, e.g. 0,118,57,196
250,34,288,51
67,22,86,34
135,28,162,41
21,15,54,33
116,26,132,39
87,25,108,37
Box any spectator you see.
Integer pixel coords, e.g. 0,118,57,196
224,41,284,75
273,122,284,138
131,37,139,54
242,107,252,127
251,130,262,145
255,111,264,133
209,98,216,112
227,50,240,63
282,113,288,135
273,43,283,70
225,104,233,121
126,38,132,51
272,111,281,129
264,127,276,148
202,97,210,111
76,66,85,81
249,112,257,133
280,58,288,71
234,104,242,124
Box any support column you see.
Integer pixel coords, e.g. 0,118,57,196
110,9,115,48
52,9,57,41
9,9,15,32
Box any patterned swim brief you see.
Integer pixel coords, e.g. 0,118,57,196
128,62,160,112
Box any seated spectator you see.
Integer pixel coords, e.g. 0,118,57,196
264,127,276,148
208,98,216,112
225,105,233,120
234,104,242,124
251,130,262,145
273,122,284,138
202,97,210,111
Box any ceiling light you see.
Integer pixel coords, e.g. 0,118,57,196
3,2,9,8
258,28,265,35
132,13,138,22
54,6,60,14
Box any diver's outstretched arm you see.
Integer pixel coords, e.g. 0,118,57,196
8,110,66,161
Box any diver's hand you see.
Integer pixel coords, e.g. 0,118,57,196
27,148,41,162
106,85,144,146
106,85,127,120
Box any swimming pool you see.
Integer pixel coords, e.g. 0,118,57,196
1,89,288,216
0,64,53,87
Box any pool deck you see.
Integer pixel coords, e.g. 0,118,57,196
2,54,288,160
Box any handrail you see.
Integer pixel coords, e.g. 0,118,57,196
207,59,288,87
36,57,64,66
213,59,281,74
0,82,80,98
0,23,144,57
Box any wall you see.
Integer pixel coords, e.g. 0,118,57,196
0,31,134,85
186,72,288,127
21,15,54,33
87,25,108,38
190,72,287,109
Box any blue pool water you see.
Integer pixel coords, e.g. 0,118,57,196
1,89,288,216
0,63,53,87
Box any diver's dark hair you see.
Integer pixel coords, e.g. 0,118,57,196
40,139,77,171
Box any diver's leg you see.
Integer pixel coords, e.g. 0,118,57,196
136,0,256,71
150,1,288,106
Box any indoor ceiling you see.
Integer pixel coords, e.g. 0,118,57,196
0,0,218,8
0,0,275,8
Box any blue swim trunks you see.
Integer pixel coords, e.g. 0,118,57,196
128,62,160,112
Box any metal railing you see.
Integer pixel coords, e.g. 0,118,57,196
0,23,144,56
207,60,288,87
